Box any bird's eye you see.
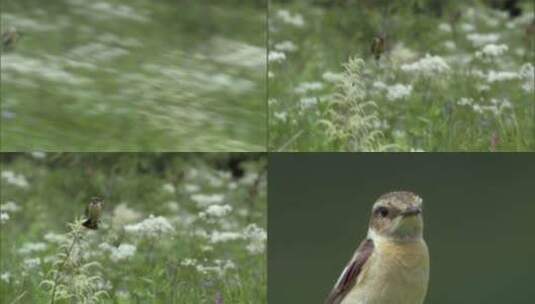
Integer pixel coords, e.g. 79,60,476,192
375,207,389,218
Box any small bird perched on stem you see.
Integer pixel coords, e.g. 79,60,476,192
325,191,429,304
82,197,104,230
2,26,22,50
370,33,385,61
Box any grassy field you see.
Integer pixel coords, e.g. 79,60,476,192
268,0,534,151
1,0,266,151
0,153,267,303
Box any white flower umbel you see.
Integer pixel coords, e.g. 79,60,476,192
476,44,508,59
268,51,286,63
243,224,267,255
0,201,21,212
1,170,29,188
276,10,305,27
0,212,10,224
191,193,225,207
400,54,450,76
466,33,500,47
110,244,136,262
124,215,175,238
519,63,534,93
386,84,413,101
294,82,324,94
486,70,519,83
274,40,298,52
18,242,48,254
200,204,232,219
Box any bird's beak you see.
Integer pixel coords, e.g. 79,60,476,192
401,206,421,217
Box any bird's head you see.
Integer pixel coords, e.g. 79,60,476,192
368,191,424,242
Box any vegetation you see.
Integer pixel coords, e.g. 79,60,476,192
0,153,267,303
269,0,534,151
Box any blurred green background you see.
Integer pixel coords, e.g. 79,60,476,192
268,153,535,303
1,0,266,151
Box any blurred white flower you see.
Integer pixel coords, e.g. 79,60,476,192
0,201,21,212
110,244,136,262
386,84,413,101
18,242,47,254
273,111,288,123
191,193,225,207
457,97,474,106
389,43,418,65
195,259,235,276
23,258,41,270
112,203,142,228
475,44,508,58
44,232,68,244
300,97,318,109
268,51,286,63
322,71,344,83
294,82,323,94
30,152,46,159
438,23,452,32
444,41,456,51
209,231,242,243
276,10,305,27
0,212,9,224
0,272,10,283
202,204,232,218
274,40,298,52
401,54,450,76
181,258,197,267
243,224,267,255
466,33,500,47
486,70,518,83
162,183,175,194
183,183,200,193
460,23,475,32
124,215,175,238
519,63,534,93
1,170,29,188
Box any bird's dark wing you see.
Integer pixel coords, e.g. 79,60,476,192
324,238,374,304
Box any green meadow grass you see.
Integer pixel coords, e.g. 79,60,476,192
1,0,266,151
268,0,534,151
0,153,267,303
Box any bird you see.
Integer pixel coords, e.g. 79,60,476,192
2,26,22,50
82,197,104,230
370,33,385,61
324,191,429,304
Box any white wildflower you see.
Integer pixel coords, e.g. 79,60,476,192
444,40,456,51
273,111,288,122
181,258,197,267
322,71,344,83
519,63,534,93
30,152,46,159
487,70,518,83
195,259,235,276
202,204,232,218
438,23,452,32
1,272,10,283
460,23,475,32
274,40,298,52
457,97,474,106
44,232,68,244
18,242,47,254
209,231,243,243
1,170,29,188
268,51,286,63
112,203,142,228
23,258,41,270
276,10,305,27
466,33,500,47
110,244,136,261
0,201,21,212
386,84,412,101
475,44,508,58
294,82,323,94
243,224,267,255
162,183,175,194
190,193,225,207
401,54,450,76
300,97,318,109
1,212,10,224
183,183,200,193
124,215,175,238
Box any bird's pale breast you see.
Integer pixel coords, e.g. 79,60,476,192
341,238,429,304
